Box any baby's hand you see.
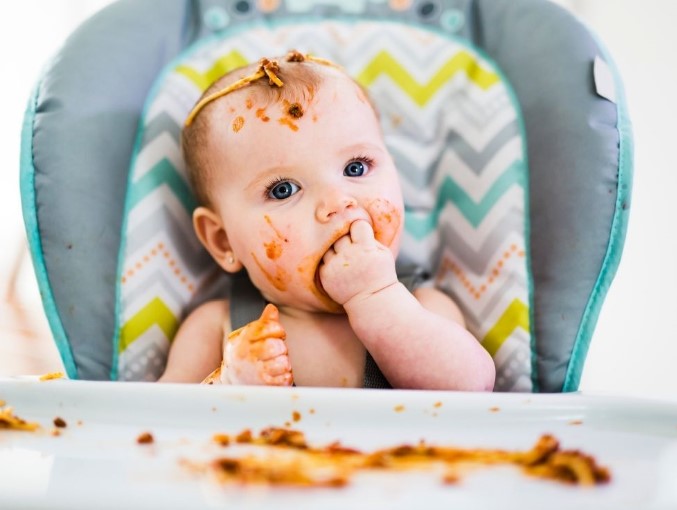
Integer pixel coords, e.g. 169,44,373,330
215,304,293,386
319,220,398,306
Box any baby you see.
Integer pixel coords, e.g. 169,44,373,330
159,52,495,390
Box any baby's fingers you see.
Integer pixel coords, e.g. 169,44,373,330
260,355,292,376
262,371,294,386
246,318,286,341
252,338,288,360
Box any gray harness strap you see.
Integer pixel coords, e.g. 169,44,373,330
229,272,267,328
228,265,428,389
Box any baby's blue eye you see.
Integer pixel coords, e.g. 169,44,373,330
344,161,368,177
268,180,299,200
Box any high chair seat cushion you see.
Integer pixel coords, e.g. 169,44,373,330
21,0,631,392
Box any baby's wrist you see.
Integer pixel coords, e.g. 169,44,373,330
342,280,405,315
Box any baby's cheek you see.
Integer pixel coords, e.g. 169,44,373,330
252,217,294,291
366,198,402,249
251,253,290,291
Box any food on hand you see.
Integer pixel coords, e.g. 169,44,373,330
202,304,293,386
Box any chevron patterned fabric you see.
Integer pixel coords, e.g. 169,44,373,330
117,21,533,391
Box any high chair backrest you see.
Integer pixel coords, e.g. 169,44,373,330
21,0,632,392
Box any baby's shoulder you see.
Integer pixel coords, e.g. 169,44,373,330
184,298,231,333
412,286,466,327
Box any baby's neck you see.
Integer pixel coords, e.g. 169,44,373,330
274,303,365,388
276,303,345,322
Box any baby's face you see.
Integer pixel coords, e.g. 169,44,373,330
205,73,404,312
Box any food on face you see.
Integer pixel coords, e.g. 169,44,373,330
287,102,304,118
366,198,402,248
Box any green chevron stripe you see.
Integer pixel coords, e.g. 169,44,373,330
404,159,525,239
176,50,249,91
356,50,500,107
119,297,179,352
129,158,197,213
481,299,530,357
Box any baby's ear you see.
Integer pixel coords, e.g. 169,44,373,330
193,207,243,273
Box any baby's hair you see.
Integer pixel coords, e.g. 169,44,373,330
185,51,337,126
182,51,341,207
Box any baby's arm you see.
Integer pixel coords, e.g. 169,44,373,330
158,300,228,383
320,220,495,391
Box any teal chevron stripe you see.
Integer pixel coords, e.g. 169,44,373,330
129,159,197,213
405,159,525,239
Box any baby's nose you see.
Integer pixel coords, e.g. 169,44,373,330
315,189,357,223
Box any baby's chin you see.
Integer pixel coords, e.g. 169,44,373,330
260,282,344,315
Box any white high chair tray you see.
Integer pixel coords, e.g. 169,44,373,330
1,379,676,510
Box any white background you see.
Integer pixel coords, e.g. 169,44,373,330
0,0,675,398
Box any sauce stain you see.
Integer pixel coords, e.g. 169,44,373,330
367,198,402,248
251,253,288,291
256,108,270,122
265,240,283,260
288,102,304,118
232,116,245,133
278,117,299,132
264,215,287,241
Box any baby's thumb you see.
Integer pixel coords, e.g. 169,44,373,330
260,303,280,322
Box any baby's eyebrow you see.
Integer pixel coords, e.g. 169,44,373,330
339,142,385,156
244,165,296,192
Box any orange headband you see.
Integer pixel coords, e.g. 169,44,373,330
184,50,339,127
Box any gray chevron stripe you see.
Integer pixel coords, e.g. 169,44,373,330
473,275,528,326
351,37,463,76
374,82,514,136
399,201,525,274
441,123,521,175
122,264,209,313
435,214,525,274
392,122,521,189
493,332,532,392
124,263,228,321
391,143,445,195
119,337,168,382
126,205,206,270
141,112,182,149
448,89,513,130
446,274,529,331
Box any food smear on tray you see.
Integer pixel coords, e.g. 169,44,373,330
188,427,610,488
0,404,40,431
39,371,65,381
